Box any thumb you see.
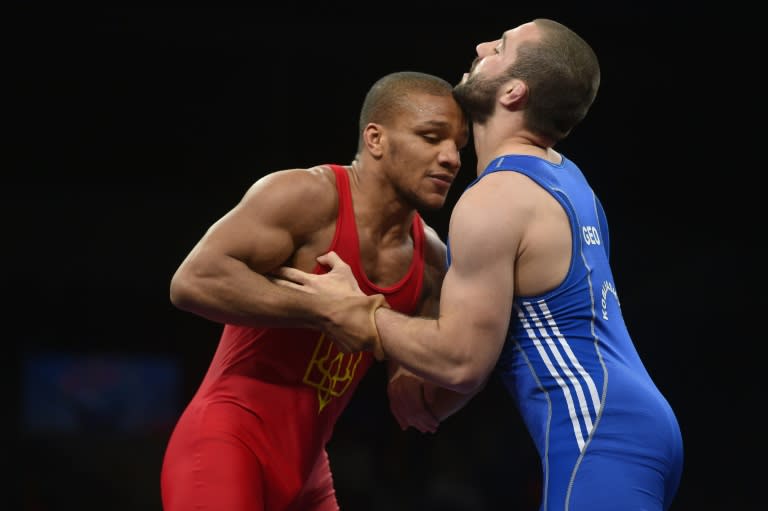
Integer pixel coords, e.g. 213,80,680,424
316,251,344,269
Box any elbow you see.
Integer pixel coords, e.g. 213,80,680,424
450,371,486,395
169,269,199,312
443,360,489,395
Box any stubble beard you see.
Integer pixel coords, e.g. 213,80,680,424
453,73,508,126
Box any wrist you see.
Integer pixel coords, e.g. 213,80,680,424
369,295,389,361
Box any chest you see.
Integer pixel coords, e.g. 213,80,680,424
291,223,416,289
356,232,415,288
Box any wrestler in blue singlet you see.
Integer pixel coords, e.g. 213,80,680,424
451,155,684,511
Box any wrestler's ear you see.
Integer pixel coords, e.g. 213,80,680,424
499,79,527,110
362,123,384,158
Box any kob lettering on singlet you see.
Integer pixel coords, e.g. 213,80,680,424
303,333,363,413
600,280,619,320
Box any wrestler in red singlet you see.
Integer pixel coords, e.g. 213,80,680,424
161,165,425,511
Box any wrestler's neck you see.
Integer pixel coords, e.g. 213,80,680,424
346,159,415,238
472,119,561,174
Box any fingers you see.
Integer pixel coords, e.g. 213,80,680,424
268,267,318,294
389,404,412,431
388,388,412,430
410,418,437,433
272,266,311,284
392,406,438,433
419,385,440,431
268,276,310,292
273,252,352,282
409,414,438,434
390,405,408,431
388,379,439,433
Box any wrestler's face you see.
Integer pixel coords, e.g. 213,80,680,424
454,22,540,124
382,92,468,211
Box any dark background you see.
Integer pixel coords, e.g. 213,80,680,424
8,7,757,511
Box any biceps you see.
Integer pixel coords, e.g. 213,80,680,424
190,206,297,275
440,257,514,351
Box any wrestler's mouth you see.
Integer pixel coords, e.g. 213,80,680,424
428,173,454,191
428,173,454,184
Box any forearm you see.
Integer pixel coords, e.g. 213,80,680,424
375,308,482,393
170,256,325,328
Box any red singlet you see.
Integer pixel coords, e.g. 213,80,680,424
161,165,425,511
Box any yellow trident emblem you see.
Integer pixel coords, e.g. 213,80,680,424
303,333,363,413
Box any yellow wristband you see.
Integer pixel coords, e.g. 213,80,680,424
369,294,389,361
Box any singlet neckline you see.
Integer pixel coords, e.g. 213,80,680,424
328,164,422,294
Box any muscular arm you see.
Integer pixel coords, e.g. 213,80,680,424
169,167,337,328
376,175,524,394
409,225,486,420
385,225,474,429
267,176,521,395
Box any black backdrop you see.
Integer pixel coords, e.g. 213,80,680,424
8,7,757,511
